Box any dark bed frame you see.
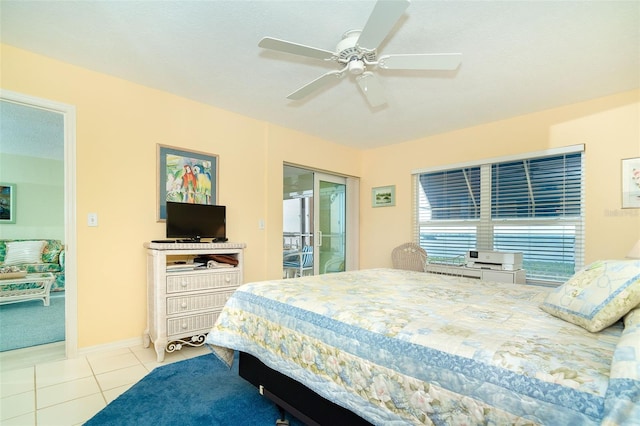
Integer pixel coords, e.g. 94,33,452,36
239,351,373,426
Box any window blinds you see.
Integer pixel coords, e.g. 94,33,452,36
413,146,584,283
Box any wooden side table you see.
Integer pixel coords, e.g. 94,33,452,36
0,272,55,306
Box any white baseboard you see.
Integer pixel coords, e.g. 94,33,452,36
77,336,145,357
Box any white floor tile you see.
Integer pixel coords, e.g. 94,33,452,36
36,376,101,409
84,347,132,364
1,411,35,426
95,364,148,391
0,390,35,422
0,366,34,398
87,350,141,375
182,345,211,359
102,382,134,403
141,347,191,371
130,344,162,363
35,357,93,388
0,342,65,373
0,342,191,425
36,393,105,426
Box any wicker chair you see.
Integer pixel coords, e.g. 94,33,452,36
391,242,427,272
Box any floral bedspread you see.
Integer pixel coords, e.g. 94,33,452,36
205,268,637,425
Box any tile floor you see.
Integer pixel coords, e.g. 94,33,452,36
0,341,211,425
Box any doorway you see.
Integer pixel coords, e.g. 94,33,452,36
283,165,354,278
0,90,77,361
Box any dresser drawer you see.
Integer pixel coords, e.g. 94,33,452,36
166,271,240,293
166,290,235,315
167,311,221,337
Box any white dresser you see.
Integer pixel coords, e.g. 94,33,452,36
143,242,246,362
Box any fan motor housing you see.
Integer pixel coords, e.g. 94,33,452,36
337,30,377,64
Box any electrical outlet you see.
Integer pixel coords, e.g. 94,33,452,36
88,213,98,227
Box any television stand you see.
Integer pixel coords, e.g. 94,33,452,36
143,241,246,362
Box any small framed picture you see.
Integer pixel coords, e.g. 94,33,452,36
372,185,395,208
622,157,640,209
0,183,16,224
157,144,219,221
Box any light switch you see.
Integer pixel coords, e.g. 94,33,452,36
88,213,98,227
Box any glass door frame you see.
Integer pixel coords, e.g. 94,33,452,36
314,172,346,275
283,164,359,278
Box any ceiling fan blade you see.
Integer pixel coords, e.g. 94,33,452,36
357,0,410,51
259,37,335,61
378,53,462,70
356,72,387,107
287,70,343,100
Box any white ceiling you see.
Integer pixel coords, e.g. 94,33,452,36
0,100,64,160
1,0,638,150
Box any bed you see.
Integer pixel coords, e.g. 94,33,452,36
205,263,640,425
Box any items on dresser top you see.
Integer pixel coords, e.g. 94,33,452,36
165,262,205,272
194,254,239,267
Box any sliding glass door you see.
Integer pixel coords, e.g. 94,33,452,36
315,173,346,274
283,166,347,278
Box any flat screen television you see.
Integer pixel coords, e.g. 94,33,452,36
166,201,226,242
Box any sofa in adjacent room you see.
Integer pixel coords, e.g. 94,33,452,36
0,239,65,291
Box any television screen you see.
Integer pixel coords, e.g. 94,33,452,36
166,202,226,242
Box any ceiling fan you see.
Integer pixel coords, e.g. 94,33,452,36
258,0,461,108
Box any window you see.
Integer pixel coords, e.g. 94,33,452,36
414,146,584,283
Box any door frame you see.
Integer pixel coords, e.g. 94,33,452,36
1,89,78,358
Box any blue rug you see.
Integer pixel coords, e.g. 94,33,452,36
85,352,304,426
0,292,65,351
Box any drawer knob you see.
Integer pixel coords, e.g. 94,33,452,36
225,276,231,283
181,323,188,329
181,302,188,309
181,280,188,287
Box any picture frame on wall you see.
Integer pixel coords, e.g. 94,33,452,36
157,144,218,221
372,185,396,208
622,157,640,209
0,183,16,224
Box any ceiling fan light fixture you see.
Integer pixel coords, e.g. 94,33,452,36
348,59,365,75
356,72,386,107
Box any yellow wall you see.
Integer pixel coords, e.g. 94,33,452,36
1,44,361,348
2,43,639,350
361,90,640,267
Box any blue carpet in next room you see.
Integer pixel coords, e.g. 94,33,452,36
0,292,65,352
85,352,305,426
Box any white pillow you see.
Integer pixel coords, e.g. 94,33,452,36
3,240,46,265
